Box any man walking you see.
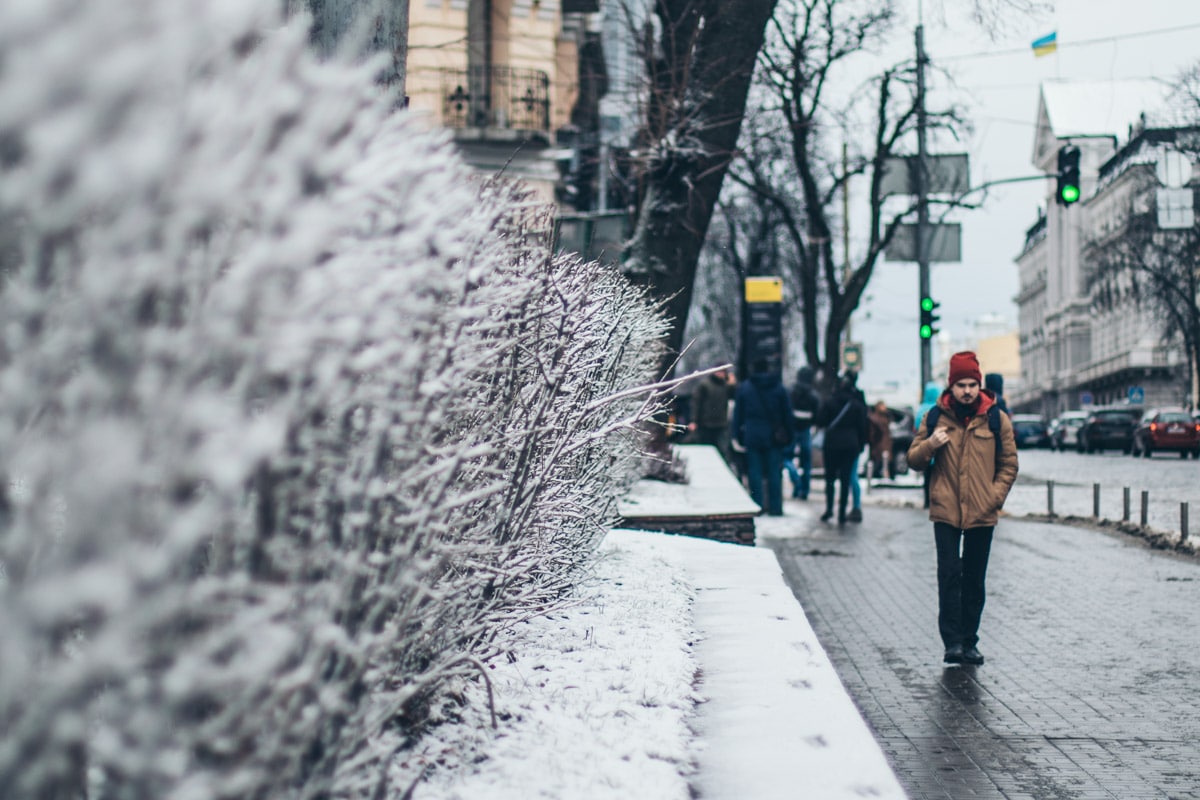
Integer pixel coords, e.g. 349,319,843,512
906,352,1019,666
732,359,795,516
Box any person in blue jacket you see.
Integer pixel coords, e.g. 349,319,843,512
732,359,795,516
915,380,941,509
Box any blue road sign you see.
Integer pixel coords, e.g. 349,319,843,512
1128,386,1144,404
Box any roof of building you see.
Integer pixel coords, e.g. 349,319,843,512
1040,79,1171,139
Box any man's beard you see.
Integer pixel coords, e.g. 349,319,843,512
952,396,980,419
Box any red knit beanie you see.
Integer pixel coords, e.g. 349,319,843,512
948,351,982,385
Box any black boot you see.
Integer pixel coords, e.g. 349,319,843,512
961,645,985,665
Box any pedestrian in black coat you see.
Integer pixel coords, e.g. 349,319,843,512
815,374,869,525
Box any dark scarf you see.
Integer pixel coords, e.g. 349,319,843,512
952,397,981,422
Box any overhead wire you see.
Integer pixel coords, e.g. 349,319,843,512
935,21,1200,63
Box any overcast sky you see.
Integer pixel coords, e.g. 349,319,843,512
845,0,1200,404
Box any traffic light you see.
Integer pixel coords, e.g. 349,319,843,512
919,296,940,339
1056,145,1081,206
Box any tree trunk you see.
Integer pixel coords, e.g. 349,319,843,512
622,0,780,376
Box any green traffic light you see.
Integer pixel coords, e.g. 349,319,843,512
920,297,934,312
919,324,933,339
1060,184,1080,204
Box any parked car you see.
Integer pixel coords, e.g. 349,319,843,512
1131,408,1200,458
1011,414,1051,449
1076,406,1140,454
1048,410,1088,451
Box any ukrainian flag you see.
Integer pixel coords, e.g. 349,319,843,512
1032,31,1057,57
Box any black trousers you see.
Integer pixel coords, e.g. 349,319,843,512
823,449,856,518
934,522,994,649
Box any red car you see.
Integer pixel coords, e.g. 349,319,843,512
1131,408,1200,459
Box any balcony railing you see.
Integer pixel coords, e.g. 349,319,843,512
440,66,550,134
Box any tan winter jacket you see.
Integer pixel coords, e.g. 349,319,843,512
907,390,1019,529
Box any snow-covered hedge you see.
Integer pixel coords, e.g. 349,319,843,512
0,2,667,798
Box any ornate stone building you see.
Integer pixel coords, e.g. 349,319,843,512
1011,80,1194,415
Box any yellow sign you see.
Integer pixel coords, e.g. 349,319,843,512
744,276,783,303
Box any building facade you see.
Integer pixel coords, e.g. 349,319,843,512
1011,81,1195,416
405,0,593,204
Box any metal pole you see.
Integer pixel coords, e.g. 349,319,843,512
915,24,932,389
1141,490,1149,527
1183,502,1190,542
843,142,852,343
1123,487,1130,522
1047,479,1054,516
597,135,608,212
1093,483,1101,518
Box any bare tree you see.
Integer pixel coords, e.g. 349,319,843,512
720,0,953,389
681,128,800,375
620,0,782,374
620,0,1035,379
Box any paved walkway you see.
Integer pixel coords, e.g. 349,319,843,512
759,501,1200,799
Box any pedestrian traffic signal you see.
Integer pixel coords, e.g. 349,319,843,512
919,296,940,339
1056,145,1081,206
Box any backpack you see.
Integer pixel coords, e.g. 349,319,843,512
919,404,1002,474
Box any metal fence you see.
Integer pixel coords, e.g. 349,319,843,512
440,65,550,133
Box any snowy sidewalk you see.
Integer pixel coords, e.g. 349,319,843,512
411,528,906,799
412,446,906,799
649,529,908,799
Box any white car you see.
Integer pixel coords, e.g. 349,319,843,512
1049,410,1088,451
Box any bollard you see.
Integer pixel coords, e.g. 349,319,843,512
1047,480,1055,516
1183,503,1190,543
1141,490,1149,527
1093,483,1101,518
1123,487,1130,522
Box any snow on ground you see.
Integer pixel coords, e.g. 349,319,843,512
406,531,700,800
407,522,906,800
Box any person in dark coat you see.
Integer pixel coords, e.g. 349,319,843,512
984,373,1011,417
783,366,820,500
732,359,795,516
815,373,869,525
688,365,736,463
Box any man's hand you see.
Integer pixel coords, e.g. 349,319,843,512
929,428,951,449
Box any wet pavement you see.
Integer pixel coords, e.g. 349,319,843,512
759,500,1200,800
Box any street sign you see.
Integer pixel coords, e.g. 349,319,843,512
744,276,783,303
743,277,784,375
880,154,970,198
1079,391,1094,406
1156,188,1194,230
1128,386,1144,404
841,341,862,372
884,223,962,262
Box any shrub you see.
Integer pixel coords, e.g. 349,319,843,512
0,2,667,797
